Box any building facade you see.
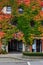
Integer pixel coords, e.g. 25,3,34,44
0,0,43,53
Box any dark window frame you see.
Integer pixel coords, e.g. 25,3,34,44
30,20,35,27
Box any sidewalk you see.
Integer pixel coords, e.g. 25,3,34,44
0,53,23,59
0,53,43,61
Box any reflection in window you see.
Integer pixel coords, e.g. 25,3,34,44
18,8,23,14
42,7,43,11
2,6,11,14
6,6,11,14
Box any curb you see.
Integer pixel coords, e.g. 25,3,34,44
0,56,43,61
0,56,30,61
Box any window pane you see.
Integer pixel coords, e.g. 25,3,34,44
42,7,43,11
6,7,11,11
30,20,35,27
18,8,23,14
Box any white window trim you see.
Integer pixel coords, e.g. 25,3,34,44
2,6,11,14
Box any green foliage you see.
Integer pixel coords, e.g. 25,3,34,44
17,16,31,44
40,20,43,25
0,0,2,2
23,52,43,56
0,20,18,45
0,49,7,54
17,15,41,44
32,10,38,15
0,0,42,45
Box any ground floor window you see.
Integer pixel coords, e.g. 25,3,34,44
8,39,23,52
32,39,42,52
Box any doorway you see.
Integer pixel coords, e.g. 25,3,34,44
8,39,23,52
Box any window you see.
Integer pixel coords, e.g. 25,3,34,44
18,8,23,14
6,6,11,14
42,7,43,11
41,20,43,25
6,7,11,12
11,16,18,26
2,6,11,14
30,20,35,27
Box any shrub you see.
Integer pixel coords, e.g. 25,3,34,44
23,52,43,56
0,49,8,54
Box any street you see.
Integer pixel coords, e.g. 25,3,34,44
0,62,27,65
0,58,43,65
30,60,43,65
0,61,43,65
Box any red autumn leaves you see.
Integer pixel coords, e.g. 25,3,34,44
0,31,5,38
18,0,43,7
0,12,11,20
40,1,43,7
17,0,30,6
37,0,43,7
13,32,24,40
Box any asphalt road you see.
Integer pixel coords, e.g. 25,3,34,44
30,60,43,65
0,61,43,65
0,58,43,65
0,62,27,65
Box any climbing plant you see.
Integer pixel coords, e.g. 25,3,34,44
0,0,43,45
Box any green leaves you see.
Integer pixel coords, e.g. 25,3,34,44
0,0,2,2
32,10,38,15
0,0,42,45
17,16,33,44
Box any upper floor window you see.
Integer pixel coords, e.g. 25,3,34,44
2,6,11,14
6,7,11,12
10,16,18,26
18,8,23,14
41,20,43,25
42,7,43,11
30,20,35,27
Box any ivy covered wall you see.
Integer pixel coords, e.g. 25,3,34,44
0,0,43,45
